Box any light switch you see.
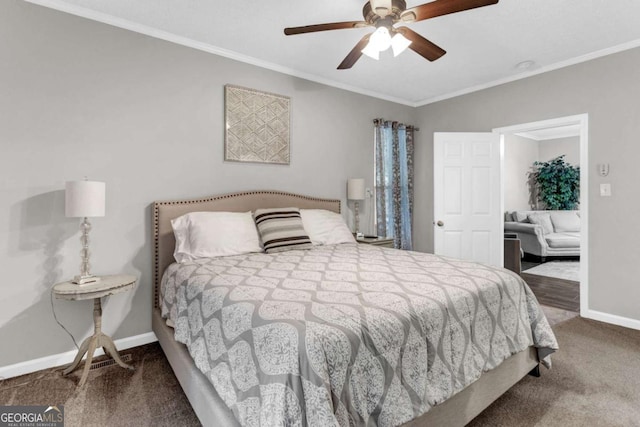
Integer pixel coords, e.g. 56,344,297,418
600,183,612,197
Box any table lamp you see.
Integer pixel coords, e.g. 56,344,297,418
347,178,365,237
65,179,105,285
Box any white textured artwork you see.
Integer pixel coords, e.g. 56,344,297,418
225,85,290,164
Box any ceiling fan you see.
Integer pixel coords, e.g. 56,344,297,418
284,0,499,69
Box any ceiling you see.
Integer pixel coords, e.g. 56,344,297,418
29,0,640,106
516,125,581,141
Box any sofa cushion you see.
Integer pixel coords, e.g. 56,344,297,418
527,213,554,235
546,233,580,249
550,211,581,232
513,211,530,222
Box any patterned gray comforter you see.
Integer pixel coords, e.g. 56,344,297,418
161,243,558,427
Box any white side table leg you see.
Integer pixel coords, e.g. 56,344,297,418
63,297,134,387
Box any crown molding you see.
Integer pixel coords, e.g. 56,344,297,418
414,38,640,107
23,0,417,107
22,0,640,109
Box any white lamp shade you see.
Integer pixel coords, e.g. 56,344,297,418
369,27,392,52
361,43,380,60
65,180,106,218
391,33,412,57
347,178,366,201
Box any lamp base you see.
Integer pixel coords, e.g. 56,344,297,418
72,275,100,286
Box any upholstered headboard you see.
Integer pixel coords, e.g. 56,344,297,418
152,190,341,309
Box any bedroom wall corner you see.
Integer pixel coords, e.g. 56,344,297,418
413,46,640,326
0,0,416,370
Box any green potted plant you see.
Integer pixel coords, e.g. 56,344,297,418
529,155,580,210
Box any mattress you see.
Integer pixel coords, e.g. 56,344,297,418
161,243,558,427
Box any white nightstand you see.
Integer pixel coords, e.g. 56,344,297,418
53,274,137,387
356,236,395,248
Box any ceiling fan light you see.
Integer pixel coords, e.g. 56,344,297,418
361,42,380,60
400,11,417,22
370,26,392,52
391,33,412,56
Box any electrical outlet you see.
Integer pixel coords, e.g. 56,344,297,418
600,183,611,197
365,187,373,198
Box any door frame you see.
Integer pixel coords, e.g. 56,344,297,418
493,114,588,316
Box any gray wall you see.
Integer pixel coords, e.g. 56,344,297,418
504,134,539,211
539,136,580,165
414,47,640,322
3,0,638,367
0,1,415,366
504,135,581,212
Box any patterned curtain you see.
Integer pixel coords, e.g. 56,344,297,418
374,119,414,250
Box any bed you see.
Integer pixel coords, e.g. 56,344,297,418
152,190,557,426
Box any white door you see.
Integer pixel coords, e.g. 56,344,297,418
434,132,502,266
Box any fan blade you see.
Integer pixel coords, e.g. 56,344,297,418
337,34,372,70
401,0,498,23
284,21,368,35
396,27,446,61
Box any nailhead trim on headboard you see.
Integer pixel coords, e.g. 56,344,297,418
152,190,341,309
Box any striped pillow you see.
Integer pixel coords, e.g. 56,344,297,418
253,207,313,253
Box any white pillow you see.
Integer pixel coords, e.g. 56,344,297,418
171,211,262,262
171,215,192,263
550,211,581,232
300,209,356,245
527,213,554,235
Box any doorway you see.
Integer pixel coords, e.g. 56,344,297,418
494,114,588,317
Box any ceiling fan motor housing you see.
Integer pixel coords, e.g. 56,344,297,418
363,0,407,24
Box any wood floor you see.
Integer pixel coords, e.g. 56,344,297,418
521,272,580,312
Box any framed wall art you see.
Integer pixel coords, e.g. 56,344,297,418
224,84,290,165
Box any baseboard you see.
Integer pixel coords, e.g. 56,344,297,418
0,332,158,380
583,309,640,331
3,311,637,379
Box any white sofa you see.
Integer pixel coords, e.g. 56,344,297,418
504,210,580,260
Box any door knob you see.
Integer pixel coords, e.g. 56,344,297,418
436,220,444,227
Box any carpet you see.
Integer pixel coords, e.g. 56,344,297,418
540,304,579,325
469,317,640,427
2,315,638,427
0,344,199,427
524,260,580,282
